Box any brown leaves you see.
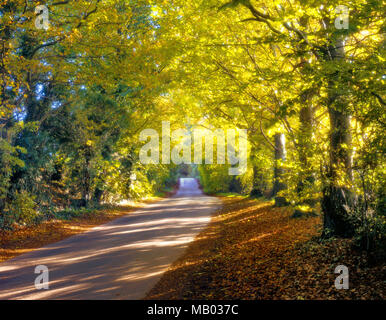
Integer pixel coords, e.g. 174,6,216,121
146,197,385,300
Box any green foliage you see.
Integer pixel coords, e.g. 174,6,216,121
348,199,386,260
198,164,241,194
0,191,38,230
55,207,96,221
0,138,26,201
0,0,180,229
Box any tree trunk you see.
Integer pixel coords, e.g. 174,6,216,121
93,188,103,204
298,93,313,168
321,37,355,237
249,145,265,197
273,133,287,206
297,93,317,207
81,145,92,207
250,163,264,197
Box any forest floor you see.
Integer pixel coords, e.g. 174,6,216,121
145,196,385,300
0,196,169,264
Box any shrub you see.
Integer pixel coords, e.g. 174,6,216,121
348,198,386,261
0,191,38,230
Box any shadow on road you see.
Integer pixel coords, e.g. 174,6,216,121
0,178,221,300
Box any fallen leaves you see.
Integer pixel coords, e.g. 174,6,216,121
145,197,385,300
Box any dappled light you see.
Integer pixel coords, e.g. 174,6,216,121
0,0,384,302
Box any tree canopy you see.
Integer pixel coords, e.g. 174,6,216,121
0,0,385,249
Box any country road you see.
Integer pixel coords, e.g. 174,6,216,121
0,178,221,300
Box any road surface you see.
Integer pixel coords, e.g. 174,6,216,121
0,178,221,300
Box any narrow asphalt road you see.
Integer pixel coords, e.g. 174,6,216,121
0,178,221,300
